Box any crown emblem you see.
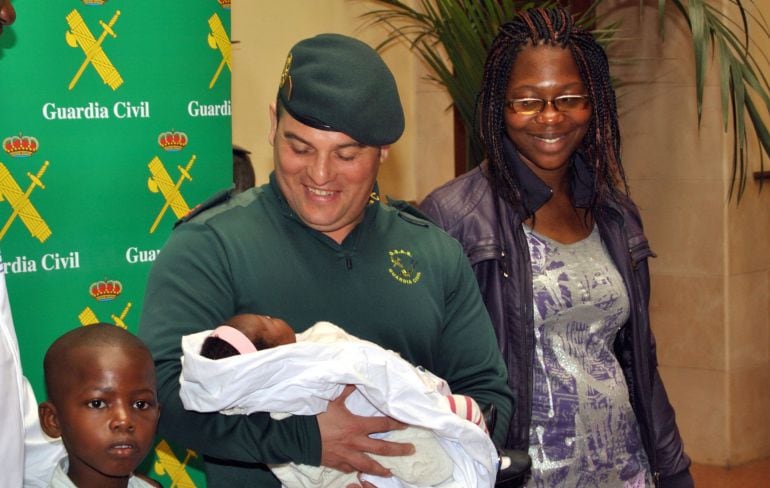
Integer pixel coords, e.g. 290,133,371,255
217,0,231,8
158,130,188,152
89,279,122,302
3,134,39,158
81,0,107,5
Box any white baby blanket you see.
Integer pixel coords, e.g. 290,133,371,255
180,322,497,488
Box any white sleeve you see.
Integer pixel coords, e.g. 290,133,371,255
21,376,65,488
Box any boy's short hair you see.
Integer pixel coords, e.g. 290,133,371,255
43,323,151,402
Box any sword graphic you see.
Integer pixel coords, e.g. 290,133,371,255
0,161,49,241
153,439,197,488
110,302,132,329
67,10,121,90
209,52,227,90
169,449,197,488
149,154,196,234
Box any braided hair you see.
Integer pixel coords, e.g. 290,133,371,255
477,7,625,209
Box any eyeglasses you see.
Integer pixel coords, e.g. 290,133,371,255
506,95,590,115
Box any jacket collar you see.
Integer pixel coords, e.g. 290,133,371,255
502,136,596,215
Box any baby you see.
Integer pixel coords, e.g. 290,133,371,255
183,314,496,488
38,323,161,488
200,313,297,357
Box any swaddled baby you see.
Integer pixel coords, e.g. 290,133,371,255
185,314,492,488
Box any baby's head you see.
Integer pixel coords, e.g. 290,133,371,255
39,323,159,486
201,314,296,359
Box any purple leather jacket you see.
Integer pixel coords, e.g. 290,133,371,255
420,149,693,487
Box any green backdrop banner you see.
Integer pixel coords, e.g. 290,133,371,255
0,1,232,485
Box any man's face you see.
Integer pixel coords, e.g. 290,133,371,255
0,0,15,37
40,346,160,487
269,104,388,244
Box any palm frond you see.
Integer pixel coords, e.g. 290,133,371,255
664,0,770,200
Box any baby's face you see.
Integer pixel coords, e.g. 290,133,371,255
51,346,159,485
229,314,296,349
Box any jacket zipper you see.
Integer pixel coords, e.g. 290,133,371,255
514,215,536,451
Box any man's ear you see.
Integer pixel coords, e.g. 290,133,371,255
38,401,62,439
379,145,390,163
268,103,278,147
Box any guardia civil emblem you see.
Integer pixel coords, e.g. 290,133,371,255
152,439,198,487
0,134,51,243
79,278,132,329
207,13,231,89
388,249,422,285
65,9,123,90
280,53,293,101
147,157,196,234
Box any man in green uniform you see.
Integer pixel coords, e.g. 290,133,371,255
138,33,513,488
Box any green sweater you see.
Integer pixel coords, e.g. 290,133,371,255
138,174,513,487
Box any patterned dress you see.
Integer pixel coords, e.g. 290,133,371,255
524,225,652,487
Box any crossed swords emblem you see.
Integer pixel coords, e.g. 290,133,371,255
66,10,226,91
0,161,51,243
147,155,196,234
78,302,132,329
153,439,198,488
65,9,123,91
207,13,231,89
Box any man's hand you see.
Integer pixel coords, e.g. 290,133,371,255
318,385,415,477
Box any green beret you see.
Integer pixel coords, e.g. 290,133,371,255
278,33,404,146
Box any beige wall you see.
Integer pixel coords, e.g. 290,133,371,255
725,0,770,464
604,0,770,466
230,0,453,201
232,1,770,467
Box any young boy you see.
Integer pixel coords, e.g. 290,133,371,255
185,314,495,488
38,323,161,488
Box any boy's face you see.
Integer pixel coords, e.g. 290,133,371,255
40,345,159,486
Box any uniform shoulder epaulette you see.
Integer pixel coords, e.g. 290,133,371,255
387,196,432,227
174,188,233,228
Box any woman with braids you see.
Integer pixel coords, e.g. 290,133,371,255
420,7,693,487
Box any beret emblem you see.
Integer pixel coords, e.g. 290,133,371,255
280,53,293,101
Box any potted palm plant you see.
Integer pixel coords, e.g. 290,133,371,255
358,0,770,201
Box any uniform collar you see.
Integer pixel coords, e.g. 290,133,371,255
502,136,595,215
